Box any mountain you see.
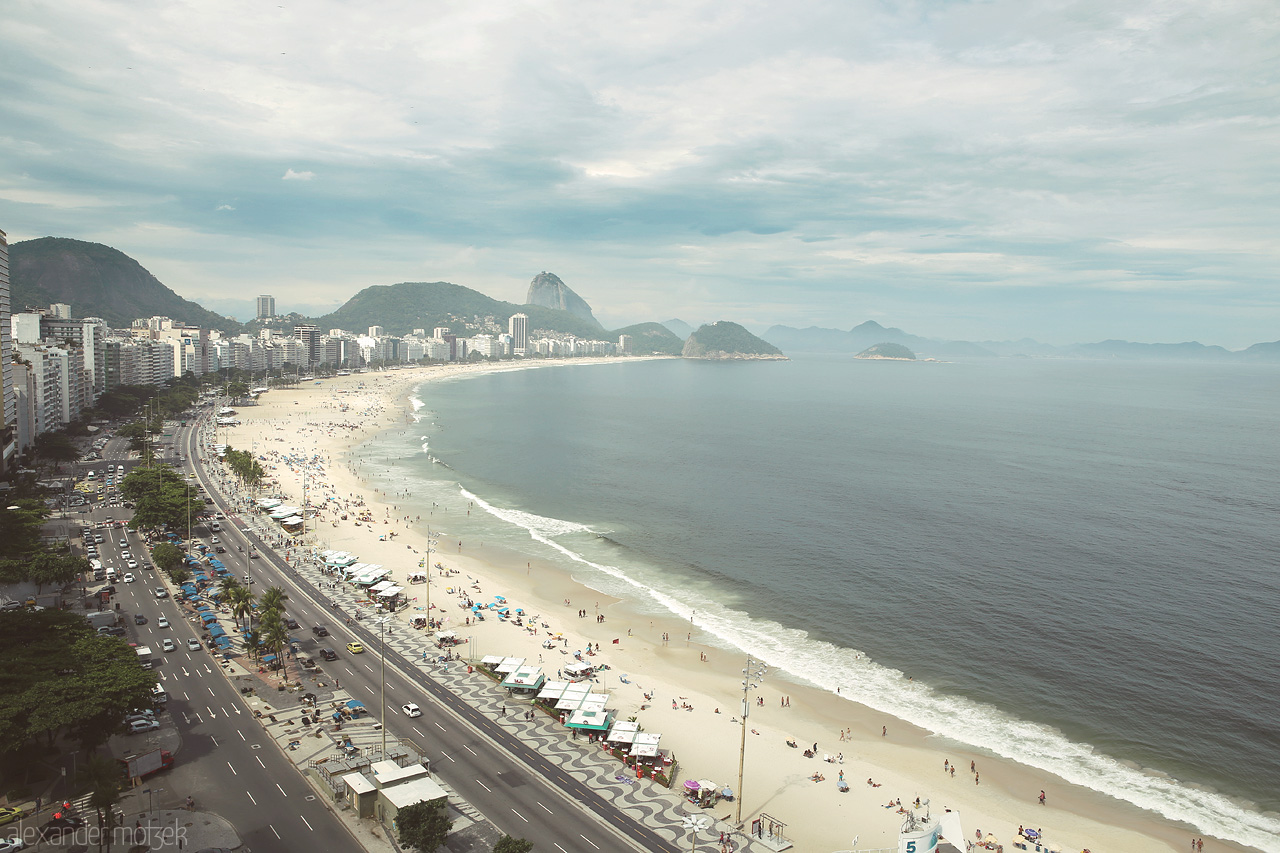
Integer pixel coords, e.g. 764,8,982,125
309,281,605,339
525,272,603,330
1241,340,1280,361
9,237,241,332
661,318,695,340
1066,340,1234,360
612,322,685,355
856,342,916,360
762,320,994,359
683,321,786,359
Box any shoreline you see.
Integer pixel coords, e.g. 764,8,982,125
223,360,1263,853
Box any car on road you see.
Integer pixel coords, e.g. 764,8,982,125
134,614,148,625
122,573,135,583
312,625,329,637
0,835,27,852
161,639,176,652
155,588,168,598
127,559,138,570
401,703,422,718
157,616,169,628
210,536,219,543
0,807,26,827
38,815,85,841
101,584,117,595
118,539,128,548
284,617,300,629
187,638,202,651
346,642,365,654
214,545,225,553
319,648,338,661
249,551,259,559
128,719,160,734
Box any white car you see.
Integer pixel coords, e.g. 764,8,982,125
157,616,170,628
128,719,160,734
127,559,139,570
161,638,176,652
187,638,202,651
0,836,28,852
210,536,220,544
401,703,422,718
122,573,135,583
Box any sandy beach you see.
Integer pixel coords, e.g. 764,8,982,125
219,360,1252,853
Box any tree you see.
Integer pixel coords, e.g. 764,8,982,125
493,837,534,853
396,798,452,852
0,500,49,561
121,465,196,532
34,432,81,467
226,381,250,403
151,542,185,573
78,752,124,845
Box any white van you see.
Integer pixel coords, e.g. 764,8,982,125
105,568,118,582
90,559,103,571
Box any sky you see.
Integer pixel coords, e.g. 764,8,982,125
1,0,1277,347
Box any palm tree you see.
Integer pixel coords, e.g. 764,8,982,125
230,586,255,631
260,616,291,682
259,585,289,614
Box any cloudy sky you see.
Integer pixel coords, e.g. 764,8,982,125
2,1,1276,346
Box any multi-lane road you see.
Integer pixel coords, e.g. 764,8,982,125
176,409,677,852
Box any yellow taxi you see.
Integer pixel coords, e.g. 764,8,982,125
346,642,365,654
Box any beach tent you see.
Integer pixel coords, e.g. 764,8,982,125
494,657,524,674
631,732,662,757
606,721,639,744
369,580,395,593
200,612,219,624
564,661,594,680
355,568,391,585
565,708,613,730
500,665,546,692
377,585,403,598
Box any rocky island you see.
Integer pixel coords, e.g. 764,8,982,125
682,321,787,360
855,342,917,360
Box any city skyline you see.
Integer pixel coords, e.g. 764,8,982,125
1,2,1276,348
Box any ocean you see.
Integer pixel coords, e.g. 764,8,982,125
356,356,1280,851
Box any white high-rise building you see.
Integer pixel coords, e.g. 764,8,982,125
368,325,384,337
508,313,528,356
256,295,276,319
50,303,72,319
0,228,16,477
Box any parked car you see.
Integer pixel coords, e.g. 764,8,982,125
98,626,126,637
128,719,160,734
0,835,27,852
187,638,202,651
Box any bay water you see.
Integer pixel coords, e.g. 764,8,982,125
355,356,1280,850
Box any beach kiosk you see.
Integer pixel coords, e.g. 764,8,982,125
563,661,594,681
500,664,546,695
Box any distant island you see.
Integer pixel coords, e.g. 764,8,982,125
855,342,917,361
683,321,787,360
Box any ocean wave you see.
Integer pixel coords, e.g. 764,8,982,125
458,486,1280,852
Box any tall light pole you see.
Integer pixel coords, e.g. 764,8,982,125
377,616,390,755
735,655,768,826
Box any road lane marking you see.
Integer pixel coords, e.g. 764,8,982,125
537,802,553,814
208,686,216,696
301,815,314,831
554,844,568,852
440,752,455,762
238,731,245,741
207,708,216,718
246,791,256,804
580,836,600,850
463,744,477,755
511,808,527,823
434,722,446,731
210,736,218,746
412,727,424,737
227,762,237,776
270,825,281,839
475,780,491,792
276,783,288,797
257,757,266,768
220,707,229,717
365,685,374,694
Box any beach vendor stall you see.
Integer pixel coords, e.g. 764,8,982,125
563,661,594,681
408,571,428,584
500,664,546,695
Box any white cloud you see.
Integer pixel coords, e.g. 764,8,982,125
215,203,235,211
282,169,314,181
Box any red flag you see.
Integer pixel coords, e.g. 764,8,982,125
612,638,619,644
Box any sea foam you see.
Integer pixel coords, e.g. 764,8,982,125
461,485,1280,853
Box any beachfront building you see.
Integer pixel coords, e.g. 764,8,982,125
104,338,177,389
468,334,501,358
256,294,276,319
0,229,18,478
508,312,528,356
295,323,322,367
619,334,633,355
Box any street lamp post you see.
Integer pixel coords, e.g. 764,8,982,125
377,616,390,755
735,655,768,827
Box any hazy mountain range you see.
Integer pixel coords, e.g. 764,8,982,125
9,237,1280,361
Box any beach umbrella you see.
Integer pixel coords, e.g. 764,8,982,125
983,834,999,846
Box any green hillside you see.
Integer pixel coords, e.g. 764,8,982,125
10,237,241,332
310,281,605,338
612,322,685,355
855,342,916,359
683,321,784,358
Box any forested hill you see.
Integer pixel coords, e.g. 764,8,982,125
10,237,241,332
309,281,605,338
682,321,786,359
